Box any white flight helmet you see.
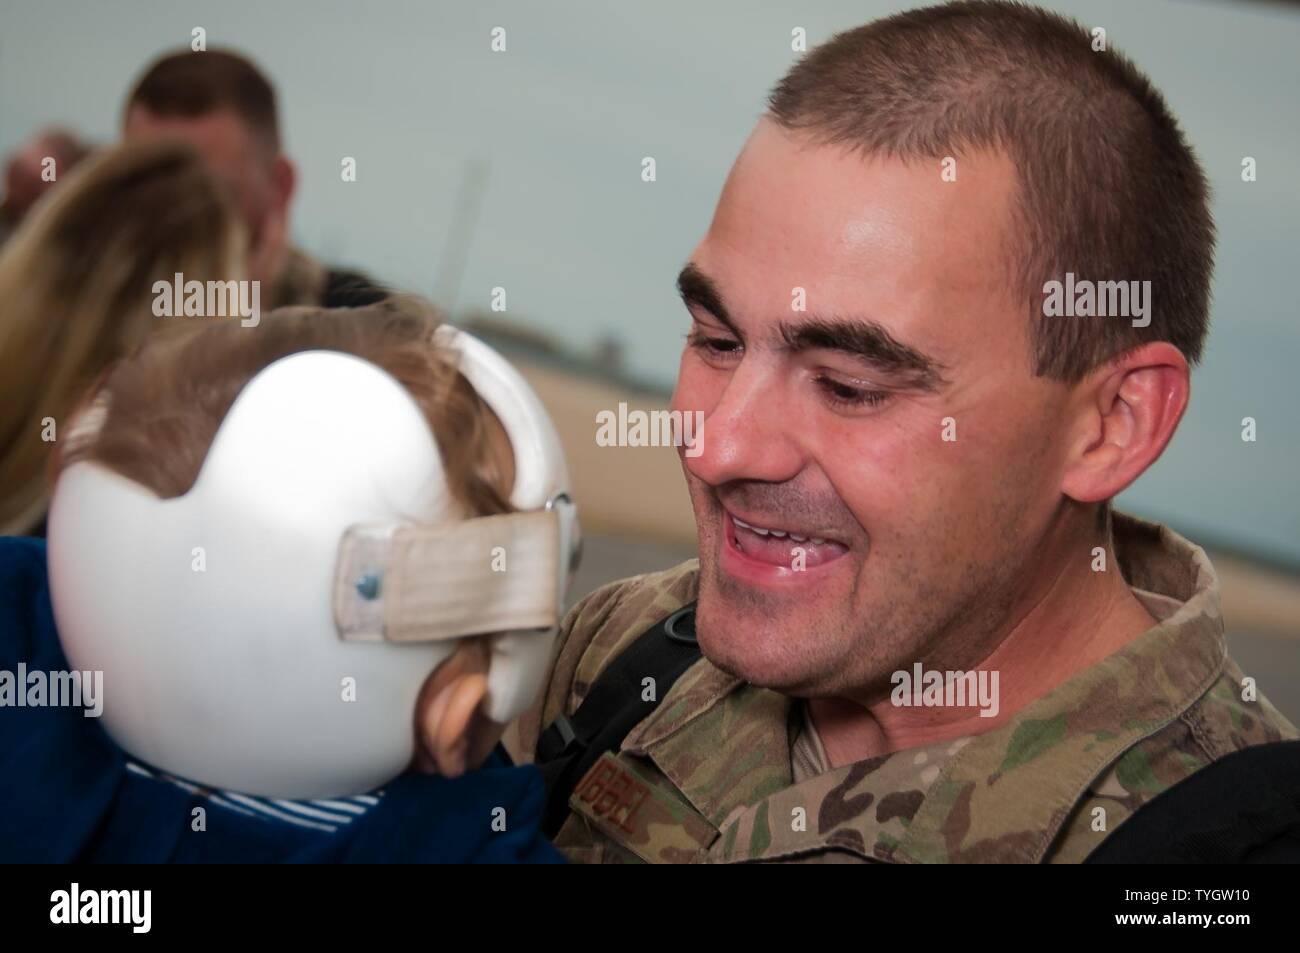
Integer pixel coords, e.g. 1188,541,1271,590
47,326,579,800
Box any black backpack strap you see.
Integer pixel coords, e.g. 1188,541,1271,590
535,602,702,838
322,268,388,308
1086,739,1300,863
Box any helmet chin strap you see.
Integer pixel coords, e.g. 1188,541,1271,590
333,510,561,644
430,325,582,724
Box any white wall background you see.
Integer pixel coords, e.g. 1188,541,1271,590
2,0,1297,563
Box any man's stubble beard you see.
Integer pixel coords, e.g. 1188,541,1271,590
691,504,1031,704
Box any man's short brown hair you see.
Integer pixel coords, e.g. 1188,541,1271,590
767,0,1215,381
124,48,280,152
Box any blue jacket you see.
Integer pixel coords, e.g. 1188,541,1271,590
0,536,562,863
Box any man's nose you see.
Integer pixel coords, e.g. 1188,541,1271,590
684,362,804,487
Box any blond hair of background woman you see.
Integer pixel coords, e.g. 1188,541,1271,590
0,138,246,535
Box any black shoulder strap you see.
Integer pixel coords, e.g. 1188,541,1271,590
535,602,702,838
322,268,388,308
1086,739,1300,863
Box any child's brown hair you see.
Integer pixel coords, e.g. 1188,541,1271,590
55,296,515,518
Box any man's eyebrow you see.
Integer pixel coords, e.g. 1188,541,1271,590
676,263,742,338
780,317,948,391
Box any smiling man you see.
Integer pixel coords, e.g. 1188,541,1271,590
513,1,1296,863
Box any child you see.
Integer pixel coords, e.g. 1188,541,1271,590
0,298,578,863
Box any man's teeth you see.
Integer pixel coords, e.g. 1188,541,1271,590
732,515,826,546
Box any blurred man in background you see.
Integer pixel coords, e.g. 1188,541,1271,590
122,48,384,309
0,128,90,245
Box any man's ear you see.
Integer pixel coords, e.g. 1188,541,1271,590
1061,342,1190,503
270,154,296,211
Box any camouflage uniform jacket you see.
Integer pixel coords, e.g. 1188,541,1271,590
512,513,1297,863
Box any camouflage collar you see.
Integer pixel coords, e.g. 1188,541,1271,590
621,512,1227,863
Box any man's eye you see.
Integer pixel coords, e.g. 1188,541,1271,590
814,375,889,410
686,330,742,361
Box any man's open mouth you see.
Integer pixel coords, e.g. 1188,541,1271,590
723,508,849,569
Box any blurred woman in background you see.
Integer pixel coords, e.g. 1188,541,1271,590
0,138,246,535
